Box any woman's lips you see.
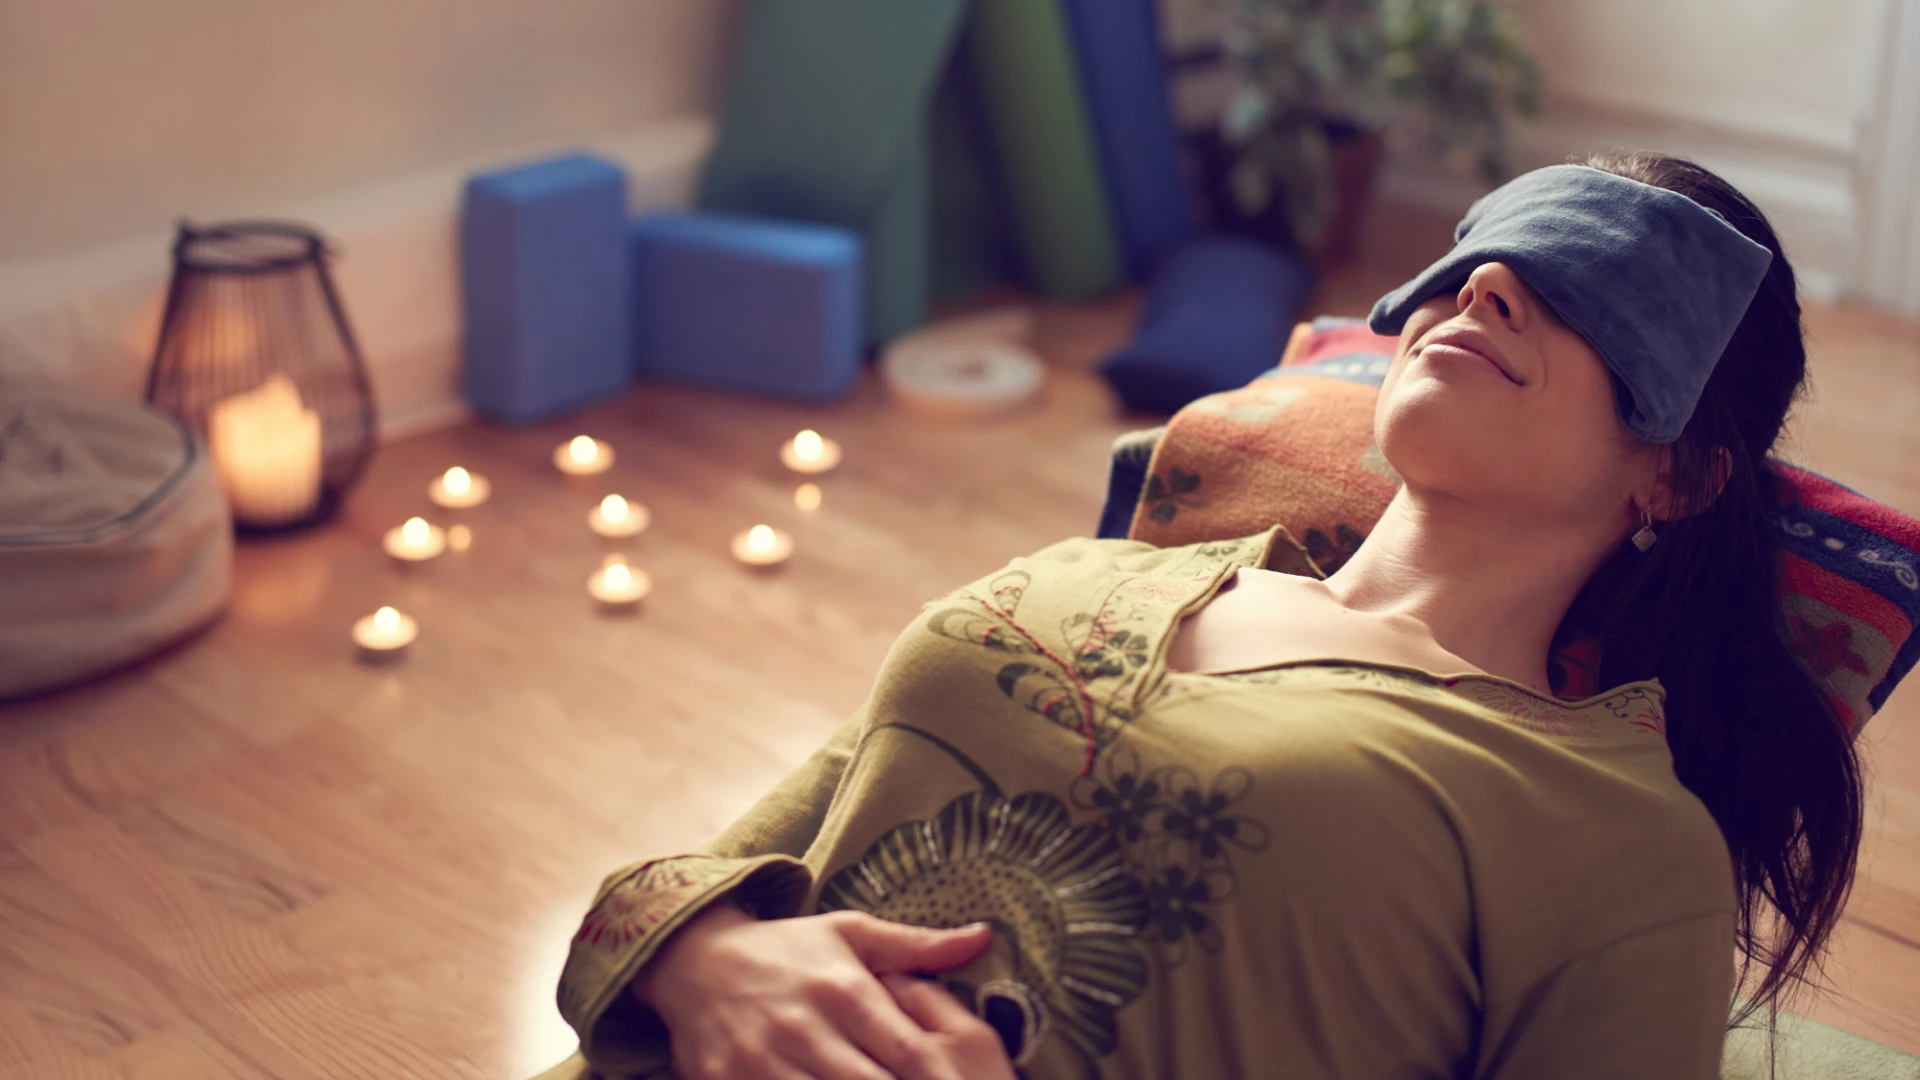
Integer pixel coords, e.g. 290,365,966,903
1423,342,1512,380
1419,330,1522,385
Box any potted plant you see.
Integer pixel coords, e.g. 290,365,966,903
1204,0,1543,264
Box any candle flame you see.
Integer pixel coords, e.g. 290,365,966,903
600,494,628,521
793,429,823,461
748,524,776,552
402,517,430,544
795,483,822,511
604,562,631,590
374,606,400,633
443,467,470,495
569,436,598,464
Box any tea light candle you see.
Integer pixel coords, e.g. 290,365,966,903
553,435,614,476
208,373,324,528
428,466,491,509
794,482,823,512
587,494,650,538
382,516,446,563
780,429,841,475
352,605,418,661
731,524,794,569
588,559,653,610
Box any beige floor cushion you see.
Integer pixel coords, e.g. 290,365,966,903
0,381,231,700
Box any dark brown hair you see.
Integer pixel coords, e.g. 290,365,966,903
1551,150,1865,1075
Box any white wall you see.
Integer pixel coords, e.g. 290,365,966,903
0,0,736,260
0,0,738,433
1508,0,1882,155
1380,0,1891,302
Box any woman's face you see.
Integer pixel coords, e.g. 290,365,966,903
1376,261,1657,530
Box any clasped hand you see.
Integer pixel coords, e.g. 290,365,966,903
634,905,1018,1080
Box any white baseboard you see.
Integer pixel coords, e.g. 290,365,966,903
0,114,715,441
1374,98,1857,303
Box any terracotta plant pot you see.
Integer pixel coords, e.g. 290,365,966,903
1186,119,1386,268
1312,123,1385,267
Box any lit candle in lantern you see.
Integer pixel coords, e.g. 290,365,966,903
428,466,490,509
382,516,446,563
588,558,652,610
352,605,418,661
207,373,324,528
587,494,650,538
553,435,614,476
780,429,841,475
731,523,794,569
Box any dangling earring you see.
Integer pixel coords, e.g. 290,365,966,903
1632,504,1658,553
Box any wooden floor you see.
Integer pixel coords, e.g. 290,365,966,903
3,203,1917,1079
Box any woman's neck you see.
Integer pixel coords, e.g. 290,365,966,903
1321,486,1618,695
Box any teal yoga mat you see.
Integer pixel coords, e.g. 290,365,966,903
699,0,967,342
931,50,1018,304
963,0,1124,301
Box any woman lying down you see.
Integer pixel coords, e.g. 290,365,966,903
546,151,1862,1080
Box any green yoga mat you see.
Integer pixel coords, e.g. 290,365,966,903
962,0,1124,301
931,50,1018,304
698,0,967,342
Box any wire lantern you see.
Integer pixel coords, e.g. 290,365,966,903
146,221,376,532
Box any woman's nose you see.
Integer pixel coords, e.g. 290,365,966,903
1455,263,1529,331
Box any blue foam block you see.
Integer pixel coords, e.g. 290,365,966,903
1060,0,1194,276
1099,235,1317,414
460,152,631,425
629,212,863,403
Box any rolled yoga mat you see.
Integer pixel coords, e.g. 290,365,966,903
1059,0,1194,277
698,0,967,342
963,0,1124,301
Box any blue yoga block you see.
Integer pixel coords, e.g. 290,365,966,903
460,152,631,424
629,212,863,403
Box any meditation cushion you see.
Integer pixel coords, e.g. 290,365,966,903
1098,235,1317,415
628,212,863,404
0,383,231,700
1104,318,1920,735
460,152,633,425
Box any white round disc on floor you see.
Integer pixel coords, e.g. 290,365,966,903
880,337,1045,419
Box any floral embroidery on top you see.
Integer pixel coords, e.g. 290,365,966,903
924,540,1256,774
1069,745,1272,966
818,788,1150,1062
573,857,742,950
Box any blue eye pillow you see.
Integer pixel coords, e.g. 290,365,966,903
1367,164,1774,444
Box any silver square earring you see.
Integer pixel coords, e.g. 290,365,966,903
1632,506,1658,552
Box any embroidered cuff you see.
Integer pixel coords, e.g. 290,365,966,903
557,854,813,1070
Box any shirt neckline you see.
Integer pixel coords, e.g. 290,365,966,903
1159,525,1669,738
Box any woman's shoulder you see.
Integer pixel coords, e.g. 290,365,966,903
993,525,1319,584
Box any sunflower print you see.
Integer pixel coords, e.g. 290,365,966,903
818,788,1150,1060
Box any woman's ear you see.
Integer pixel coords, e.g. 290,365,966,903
1643,444,1734,522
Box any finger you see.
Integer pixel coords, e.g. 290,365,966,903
840,916,993,974
832,976,951,1080
880,972,984,1037
672,1050,813,1080
781,1029,894,1080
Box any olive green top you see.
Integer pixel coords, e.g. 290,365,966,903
551,527,1737,1079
